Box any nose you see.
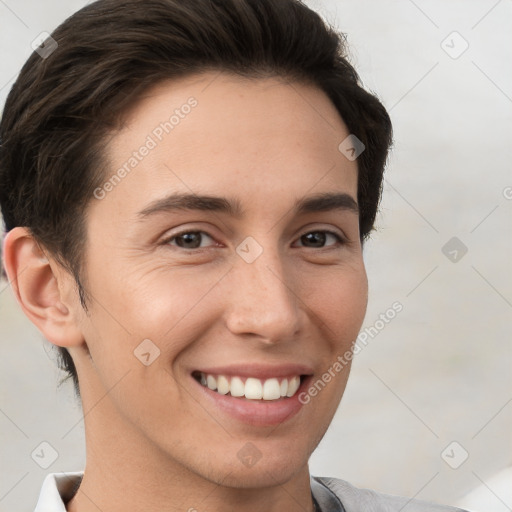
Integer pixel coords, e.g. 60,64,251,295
223,242,303,344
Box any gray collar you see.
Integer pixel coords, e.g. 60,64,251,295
311,475,346,512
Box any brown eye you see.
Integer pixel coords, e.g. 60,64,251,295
165,231,216,250
296,230,344,248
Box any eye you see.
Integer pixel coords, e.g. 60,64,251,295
162,228,346,251
295,230,345,249
164,230,217,250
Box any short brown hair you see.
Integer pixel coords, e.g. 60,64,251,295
0,0,393,398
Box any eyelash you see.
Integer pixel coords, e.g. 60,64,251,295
161,229,347,251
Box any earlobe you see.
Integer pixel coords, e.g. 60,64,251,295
2,227,84,348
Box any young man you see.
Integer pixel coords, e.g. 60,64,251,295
0,0,469,510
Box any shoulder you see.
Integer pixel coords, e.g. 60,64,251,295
311,475,472,512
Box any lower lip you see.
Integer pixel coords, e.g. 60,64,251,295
191,375,312,427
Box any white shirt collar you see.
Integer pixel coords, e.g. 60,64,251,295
34,472,84,512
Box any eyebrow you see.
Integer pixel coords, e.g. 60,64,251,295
136,191,359,219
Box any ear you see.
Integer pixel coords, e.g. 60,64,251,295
2,227,85,348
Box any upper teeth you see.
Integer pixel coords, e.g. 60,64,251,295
197,373,301,400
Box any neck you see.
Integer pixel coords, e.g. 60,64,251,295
65,380,315,512
66,457,315,512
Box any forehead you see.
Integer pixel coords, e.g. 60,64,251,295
92,71,358,220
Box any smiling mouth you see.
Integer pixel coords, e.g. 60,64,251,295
192,371,304,400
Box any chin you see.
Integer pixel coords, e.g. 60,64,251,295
215,460,307,489
201,438,311,489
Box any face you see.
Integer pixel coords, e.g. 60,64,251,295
71,71,368,488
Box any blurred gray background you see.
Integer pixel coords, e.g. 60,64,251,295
1,1,511,511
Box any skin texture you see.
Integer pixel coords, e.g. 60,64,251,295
3,72,368,512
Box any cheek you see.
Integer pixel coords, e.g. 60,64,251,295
301,261,368,342
80,263,226,370
84,257,368,372
295,261,367,409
